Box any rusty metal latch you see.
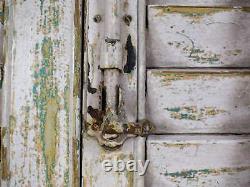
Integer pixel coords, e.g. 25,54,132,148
87,108,154,150
86,0,154,150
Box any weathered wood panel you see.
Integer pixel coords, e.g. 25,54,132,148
145,135,250,187
147,6,250,67
82,135,135,187
147,0,250,6
146,135,250,187
83,0,139,186
146,69,250,133
0,0,81,186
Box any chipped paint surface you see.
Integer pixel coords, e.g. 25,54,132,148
165,106,226,121
33,37,60,185
164,166,250,179
146,135,250,186
167,38,222,65
154,6,232,21
1,0,81,186
147,6,250,67
82,134,135,187
152,70,250,86
123,34,136,73
147,70,250,133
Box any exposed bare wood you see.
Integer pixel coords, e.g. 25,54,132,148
0,0,81,185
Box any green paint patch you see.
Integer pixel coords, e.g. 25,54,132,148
0,1,4,24
165,106,226,121
165,166,250,179
188,47,221,64
38,0,62,34
168,37,221,65
33,37,60,186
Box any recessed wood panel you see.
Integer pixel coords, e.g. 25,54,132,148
146,69,250,133
146,135,250,187
147,6,250,67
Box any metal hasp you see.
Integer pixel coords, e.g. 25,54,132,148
86,0,154,150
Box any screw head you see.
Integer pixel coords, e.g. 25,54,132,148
93,15,102,23
123,15,132,26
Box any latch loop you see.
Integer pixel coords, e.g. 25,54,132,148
87,109,155,150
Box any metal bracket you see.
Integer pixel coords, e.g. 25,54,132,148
85,0,154,150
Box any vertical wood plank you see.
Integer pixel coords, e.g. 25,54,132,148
0,0,81,186
83,0,139,186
